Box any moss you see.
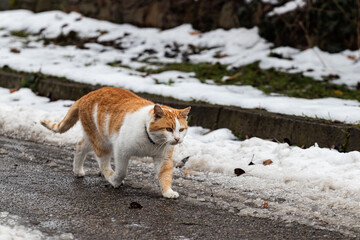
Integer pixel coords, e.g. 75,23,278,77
339,129,350,152
131,61,360,102
10,30,29,38
135,62,227,83
20,74,39,92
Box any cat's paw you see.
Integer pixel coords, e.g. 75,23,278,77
73,169,85,178
108,177,124,188
162,189,179,199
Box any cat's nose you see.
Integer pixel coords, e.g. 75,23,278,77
174,137,180,142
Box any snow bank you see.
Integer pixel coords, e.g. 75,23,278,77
0,10,360,124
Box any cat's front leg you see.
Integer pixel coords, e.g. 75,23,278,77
155,147,179,199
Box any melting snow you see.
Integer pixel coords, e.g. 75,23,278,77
0,10,359,123
0,87,359,236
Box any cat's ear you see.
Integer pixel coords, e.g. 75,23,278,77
154,104,164,119
180,107,191,119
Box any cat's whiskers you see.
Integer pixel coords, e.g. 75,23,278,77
152,139,170,154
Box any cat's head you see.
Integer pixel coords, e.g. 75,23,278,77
148,104,191,145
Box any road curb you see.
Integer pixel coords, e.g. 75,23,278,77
0,70,359,152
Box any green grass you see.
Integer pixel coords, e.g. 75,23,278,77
131,61,360,102
10,30,29,38
136,62,227,83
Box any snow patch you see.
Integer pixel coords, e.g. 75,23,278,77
0,10,359,123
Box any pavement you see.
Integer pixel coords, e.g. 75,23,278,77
0,135,349,240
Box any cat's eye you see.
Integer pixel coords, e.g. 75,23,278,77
166,128,173,132
179,128,185,132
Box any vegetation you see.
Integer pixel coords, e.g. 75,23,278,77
130,61,360,102
10,30,29,38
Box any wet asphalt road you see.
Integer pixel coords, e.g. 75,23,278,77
0,135,350,239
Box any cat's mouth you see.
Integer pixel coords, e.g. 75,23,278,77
170,140,182,145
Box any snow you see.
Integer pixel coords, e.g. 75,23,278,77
0,87,360,236
0,212,74,240
268,0,306,16
0,10,360,235
0,10,359,123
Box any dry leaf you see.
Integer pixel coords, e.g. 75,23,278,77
234,168,245,176
9,88,20,94
263,159,273,166
348,55,356,61
333,90,343,95
226,72,242,80
189,31,201,36
184,168,193,176
218,54,228,59
263,202,269,208
10,48,20,54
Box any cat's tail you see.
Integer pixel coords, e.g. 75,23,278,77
40,101,80,133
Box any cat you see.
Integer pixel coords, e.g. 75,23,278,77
40,87,191,198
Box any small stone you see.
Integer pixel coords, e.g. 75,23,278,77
189,193,197,198
129,202,143,209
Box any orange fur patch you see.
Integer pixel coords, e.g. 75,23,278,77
41,87,190,159
76,87,153,157
148,106,189,132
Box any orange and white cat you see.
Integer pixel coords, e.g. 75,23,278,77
41,87,190,198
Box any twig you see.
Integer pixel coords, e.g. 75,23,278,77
331,0,352,23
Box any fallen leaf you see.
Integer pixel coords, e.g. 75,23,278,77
333,90,343,95
190,31,201,36
129,202,143,209
263,202,269,208
263,159,273,166
226,72,242,80
10,48,20,54
9,88,19,94
234,168,245,176
348,55,356,61
218,54,228,59
184,168,193,176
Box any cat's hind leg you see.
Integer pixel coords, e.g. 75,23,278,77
73,137,91,177
96,153,114,181
108,148,130,188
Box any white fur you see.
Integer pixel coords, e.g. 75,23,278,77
76,104,187,198
163,189,179,199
